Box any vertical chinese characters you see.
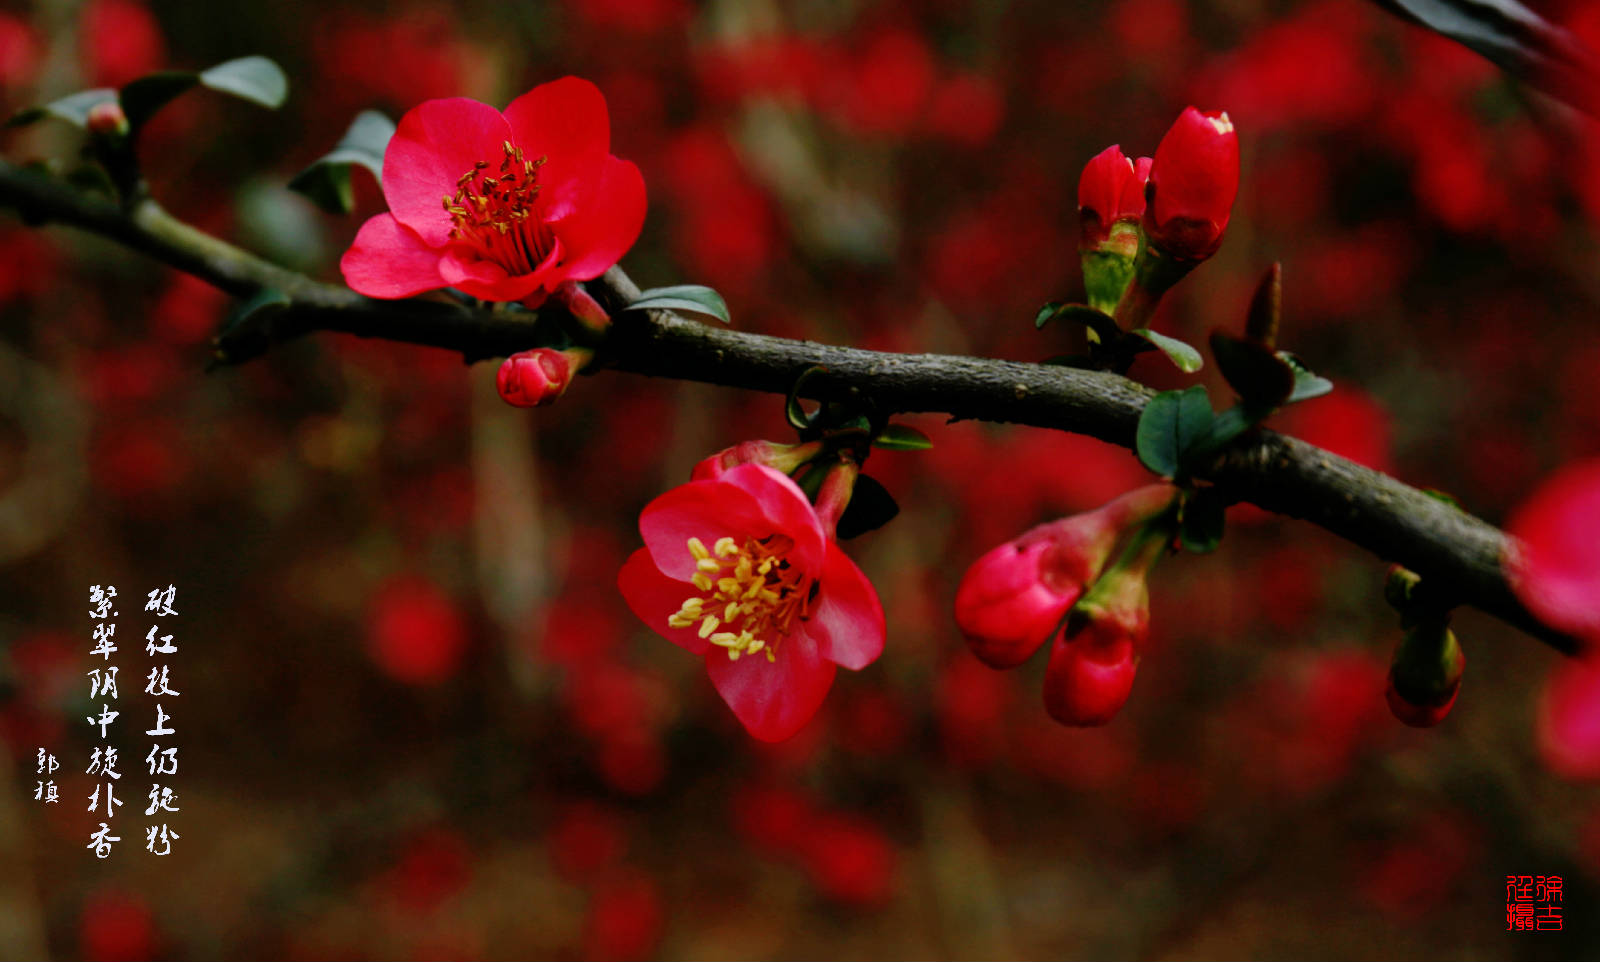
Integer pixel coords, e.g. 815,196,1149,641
143,585,180,856
85,584,121,858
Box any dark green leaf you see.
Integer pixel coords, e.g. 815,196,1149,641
1368,0,1600,116
1179,488,1227,553
1191,404,1265,458
1036,302,1121,341
1136,385,1213,478
119,72,200,131
872,423,932,451
1279,351,1334,403
214,288,291,365
288,110,396,214
625,284,730,324
1245,262,1282,347
198,56,288,109
6,88,116,129
835,474,899,539
1210,329,1294,407
1129,328,1203,373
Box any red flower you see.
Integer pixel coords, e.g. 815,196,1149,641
1042,627,1139,727
1145,106,1240,261
1539,657,1600,779
341,77,646,307
1506,458,1600,643
953,484,1175,669
617,464,886,741
1078,144,1151,249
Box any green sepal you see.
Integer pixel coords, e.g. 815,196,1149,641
1280,351,1333,403
213,287,291,366
1080,246,1137,315
1035,302,1120,342
1390,620,1464,707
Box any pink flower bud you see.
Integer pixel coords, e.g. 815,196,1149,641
1078,144,1151,251
954,484,1176,669
1042,627,1139,727
85,99,129,137
1384,621,1464,728
1385,682,1458,728
1145,107,1239,261
496,347,580,407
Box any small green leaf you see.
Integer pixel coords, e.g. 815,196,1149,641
1136,385,1213,479
1191,403,1265,458
6,88,116,129
288,110,395,214
786,365,826,432
214,288,292,365
872,423,932,451
198,56,288,109
1129,328,1203,373
1036,302,1121,341
119,72,200,131
1280,351,1334,403
1211,329,1295,407
1179,488,1226,554
625,284,730,324
835,474,899,539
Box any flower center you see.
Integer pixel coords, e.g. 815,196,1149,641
667,535,812,662
441,141,555,275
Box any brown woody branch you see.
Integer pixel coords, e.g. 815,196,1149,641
0,158,1576,654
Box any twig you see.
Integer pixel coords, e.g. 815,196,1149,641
0,158,1576,654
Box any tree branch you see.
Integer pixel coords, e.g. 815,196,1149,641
0,158,1575,654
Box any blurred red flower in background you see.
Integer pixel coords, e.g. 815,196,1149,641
618,464,885,741
342,77,646,305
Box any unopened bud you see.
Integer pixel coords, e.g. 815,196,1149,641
86,100,129,138
496,347,588,408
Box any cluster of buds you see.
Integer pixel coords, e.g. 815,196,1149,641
954,484,1179,726
1076,107,1239,324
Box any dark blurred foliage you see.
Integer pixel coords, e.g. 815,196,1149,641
3,0,1600,958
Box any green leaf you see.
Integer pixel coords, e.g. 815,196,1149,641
119,72,200,131
121,56,287,134
198,56,288,109
1191,404,1264,458
1179,488,1227,554
1128,328,1203,373
872,423,932,451
786,365,826,432
214,288,291,365
1279,351,1334,403
625,284,731,325
835,474,899,539
288,110,395,214
1210,329,1295,407
6,88,116,129
1136,385,1213,479
1036,301,1121,341
1245,262,1282,347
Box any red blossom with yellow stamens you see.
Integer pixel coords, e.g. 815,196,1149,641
617,464,886,742
340,76,646,306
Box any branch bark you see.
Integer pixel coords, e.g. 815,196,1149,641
0,158,1575,654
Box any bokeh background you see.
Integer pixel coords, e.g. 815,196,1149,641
3,0,1600,958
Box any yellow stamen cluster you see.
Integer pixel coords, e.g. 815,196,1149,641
441,142,553,273
668,536,810,662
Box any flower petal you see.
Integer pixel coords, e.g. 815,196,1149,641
617,548,711,655
339,214,446,298
439,246,552,303
638,478,770,581
504,77,611,201
548,155,647,282
718,464,826,575
1508,459,1600,643
707,632,836,742
383,97,513,247
804,543,885,670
